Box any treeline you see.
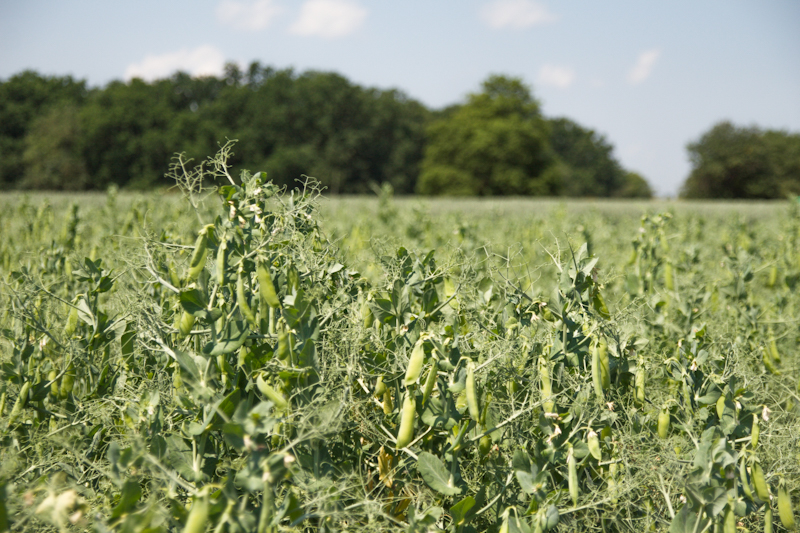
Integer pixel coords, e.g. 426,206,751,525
681,121,800,199
0,64,653,196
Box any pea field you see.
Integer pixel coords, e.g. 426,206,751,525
0,148,798,533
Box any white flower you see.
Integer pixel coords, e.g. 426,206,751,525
762,405,771,421
545,425,562,444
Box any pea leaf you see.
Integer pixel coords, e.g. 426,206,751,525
417,452,461,496
203,321,250,356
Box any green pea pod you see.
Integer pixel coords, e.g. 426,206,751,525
168,260,181,288
8,381,31,425
777,478,795,529
568,445,578,507
587,430,602,461
48,370,59,398
173,366,183,390
716,394,726,419
767,265,778,288
657,409,670,439
395,394,416,449
765,504,774,533
608,461,619,506
64,304,78,337
591,342,604,401
664,262,674,291
723,501,735,533
276,331,291,361
59,363,75,399
465,361,480,421
539,354,554,413
422,359,438,407
382,389,393,415
178,311,196,337
374,376,387,398
739,454,753,502
0,392,6,416
216,239,227,286
598,337,610,389
404,339,425,387
183,493,209,533
257,261,280,308
478,434,492,460
635,365,646,406
361,299,373,329
751,413,760,448
751,460,769,502
762,346,780,375
186,227,210,282
237,268,257,328
257,375,288,411
769,337,781,365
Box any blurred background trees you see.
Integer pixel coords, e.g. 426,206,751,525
680,121,800,199
26,64,800,198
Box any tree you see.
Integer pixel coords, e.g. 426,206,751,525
0,71,87,186
21,104,89,190
417,75,555,196
680,121,800,199
547,118,651,197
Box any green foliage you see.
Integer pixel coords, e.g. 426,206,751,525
417,75,556,196
0,70,88,187
547,118,652,198
2,145,799,532
680,121,800,199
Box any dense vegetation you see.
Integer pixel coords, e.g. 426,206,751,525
0,145,798,532
0,67,648,197
680,121,800,199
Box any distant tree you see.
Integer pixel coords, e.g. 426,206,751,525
618,171,653,198
680,121,800,199
547,118,650,197
0,71,87,186
21,104,89,190
417,75,555,196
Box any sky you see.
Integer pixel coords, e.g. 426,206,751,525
2,0,799,197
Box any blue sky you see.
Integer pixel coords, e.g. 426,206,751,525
2,0,799,196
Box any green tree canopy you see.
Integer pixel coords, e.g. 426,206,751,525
0,71,87,186
547,118,652,198
417,75,556,196
680,121,800,199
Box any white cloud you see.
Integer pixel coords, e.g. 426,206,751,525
124,45,226,81
289,0,367,38
627,49,661,84
538,64,575,88
481,0,557,30
216,0,283,31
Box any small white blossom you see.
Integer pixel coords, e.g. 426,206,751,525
762,405,771,421
545,425,562,444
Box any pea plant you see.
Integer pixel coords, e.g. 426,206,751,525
0,144,797,533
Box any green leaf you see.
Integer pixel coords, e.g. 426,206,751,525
417,452,461,495
449,496,475,526
203,321,250,356
180,289,208,316
173,349,201,383
109,480,142,520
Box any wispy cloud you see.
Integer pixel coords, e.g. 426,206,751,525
124,45,226,81
481,0,557,30
627,49,661,84
216,0,283,31
538,64,575,88
289,0,367,38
